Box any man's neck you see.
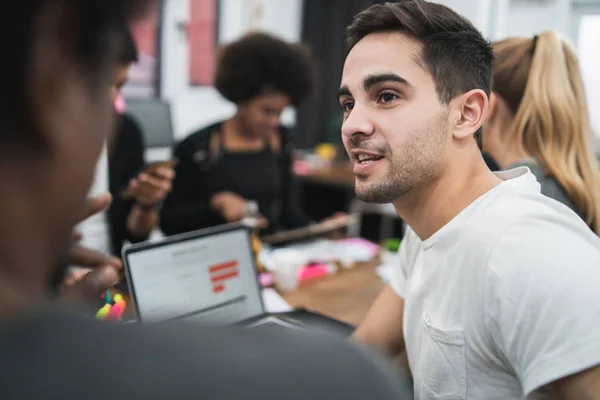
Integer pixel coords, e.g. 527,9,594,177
393,157,503,240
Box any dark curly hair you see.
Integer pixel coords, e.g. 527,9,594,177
214,32,316,107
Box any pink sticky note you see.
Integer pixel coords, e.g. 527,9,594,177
299,264,330,281
259,272,275,287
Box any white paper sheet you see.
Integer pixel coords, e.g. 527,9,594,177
261,288,292,313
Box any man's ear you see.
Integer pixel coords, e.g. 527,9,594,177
452,89,488,141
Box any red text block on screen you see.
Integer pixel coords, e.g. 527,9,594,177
209,260,239,293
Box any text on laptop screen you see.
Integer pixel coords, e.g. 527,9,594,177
126,228,264,323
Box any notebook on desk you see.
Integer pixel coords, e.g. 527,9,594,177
122,223,353,335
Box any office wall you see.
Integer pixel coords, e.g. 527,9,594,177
161,0,303,141
499,0,572,39
436,0,494,33
159,0,599,141
434,0,588,43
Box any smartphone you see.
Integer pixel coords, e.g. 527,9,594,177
144,158,179,175
120,158,179,199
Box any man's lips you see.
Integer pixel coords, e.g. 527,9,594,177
350,149,385,164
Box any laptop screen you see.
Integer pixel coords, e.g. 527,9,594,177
124,226,264,324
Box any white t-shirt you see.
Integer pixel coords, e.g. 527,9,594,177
392,167,600,399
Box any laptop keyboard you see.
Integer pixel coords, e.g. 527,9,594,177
245,316,301,332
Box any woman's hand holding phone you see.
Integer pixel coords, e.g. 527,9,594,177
124,160,176,208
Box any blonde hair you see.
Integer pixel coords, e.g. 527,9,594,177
493,31,600,234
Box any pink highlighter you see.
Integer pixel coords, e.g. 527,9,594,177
299,264,329,281
114,94,126,114
105,299,127,322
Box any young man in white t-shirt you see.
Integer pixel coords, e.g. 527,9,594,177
340,1,600,399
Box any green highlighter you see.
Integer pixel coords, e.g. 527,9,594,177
382,238,402,253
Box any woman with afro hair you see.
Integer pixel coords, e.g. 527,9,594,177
161,32,320,235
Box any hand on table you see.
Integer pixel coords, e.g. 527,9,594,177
59,194,122,303
124,166,174,208
211,191,269,228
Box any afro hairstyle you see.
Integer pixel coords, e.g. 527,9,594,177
214,32,316,107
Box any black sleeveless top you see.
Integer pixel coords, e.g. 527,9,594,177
160,121,310,236
201,131,283,226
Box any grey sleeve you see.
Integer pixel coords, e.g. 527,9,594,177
154,325,412,400
1,313,412,400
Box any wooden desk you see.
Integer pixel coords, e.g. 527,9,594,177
283,261,411,381
281,261,384,327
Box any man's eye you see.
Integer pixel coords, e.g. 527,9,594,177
340,101,354,112
378,92,399,103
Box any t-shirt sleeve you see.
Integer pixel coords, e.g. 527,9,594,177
391,226,417,299
486,218,600,395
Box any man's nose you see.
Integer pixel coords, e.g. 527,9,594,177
341,104,374,138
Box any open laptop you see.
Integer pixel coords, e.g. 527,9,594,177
122,223,299,330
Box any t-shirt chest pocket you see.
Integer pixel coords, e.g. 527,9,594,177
415,313,467,400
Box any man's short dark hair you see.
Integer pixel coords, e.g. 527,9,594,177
115,21,139,65
346,0,494,144
0,0,146,145
214,32,316,107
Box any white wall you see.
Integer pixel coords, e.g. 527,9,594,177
497,0,573,39
578,15,600,138
424,0,575,41
437,0,580,43
436,0,495,33
161,0,303,141
158,0,600,141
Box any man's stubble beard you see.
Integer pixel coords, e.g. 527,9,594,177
354,114,447,204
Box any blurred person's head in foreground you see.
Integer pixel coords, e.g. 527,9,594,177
486,31,600,234
214,32,316,139
111,21,139,104
0,0,147,311
340,0,494,214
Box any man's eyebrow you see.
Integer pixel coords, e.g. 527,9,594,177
363,73,412,91
338,86,351,98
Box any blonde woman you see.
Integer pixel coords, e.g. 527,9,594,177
484,31,600,234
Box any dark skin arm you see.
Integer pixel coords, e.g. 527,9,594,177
124,166,175,237
59,194,122,303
